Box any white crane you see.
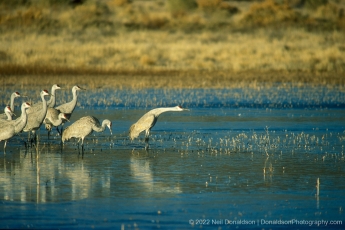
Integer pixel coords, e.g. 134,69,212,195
43,108,69,139
55,85,85,134
0,102,31,151
129,106,189,150
23,90,50,143
0,92,21,119
62,116,112,152
0,106,15,124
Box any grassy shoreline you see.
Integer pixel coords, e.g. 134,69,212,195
1,69,344,89
1,0,345,89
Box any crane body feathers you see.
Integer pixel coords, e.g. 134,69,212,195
62,116,111,145
0,103,30,149
129,106,188,150
23,90,50,132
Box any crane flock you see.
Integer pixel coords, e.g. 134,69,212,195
0,84,189,153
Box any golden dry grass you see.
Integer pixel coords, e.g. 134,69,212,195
0,0,345,89
0,71,344,90
1,29,344,73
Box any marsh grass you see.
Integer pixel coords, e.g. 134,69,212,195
0,0,345,84
0,70,343,90
1,29,345,77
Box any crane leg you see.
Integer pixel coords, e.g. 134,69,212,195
81,138,84,152
32,131,37,146
144,136,149,150
4,141,7,153
60,140,63,153
56,126,61,135
56,125,63,136
77,141,80,154
28,132,34,148
81,145,84,159
81,138,85,158
144,130,150,150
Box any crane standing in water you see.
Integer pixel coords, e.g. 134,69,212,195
129,106,189,150
62,116,112,152
54,85,85,135
23,90,50,144
0,102,31,152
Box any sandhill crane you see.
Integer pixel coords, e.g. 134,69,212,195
30,84,61,109
62,116,112,152
129,106,189,150
43,108,69,139
0,92,21,119
0,102,31,152
55,85,85,134
0,106,15,123
23,90,50,143
38,84,63,135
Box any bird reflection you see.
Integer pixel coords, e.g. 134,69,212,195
130,154,182,194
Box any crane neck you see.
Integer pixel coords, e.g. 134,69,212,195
47,87,56,108
5,110,12,121
93,122,106,132
20,104,28,120
151,107,182,117
41,93,48,109
72,88,79,99
10,93,16,111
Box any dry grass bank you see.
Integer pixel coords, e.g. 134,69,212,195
1,29,345,73
0,0,345,88
1,71,344,90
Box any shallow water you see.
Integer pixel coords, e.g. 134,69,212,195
0,84,345,229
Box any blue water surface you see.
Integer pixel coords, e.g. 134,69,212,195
0,83,344,229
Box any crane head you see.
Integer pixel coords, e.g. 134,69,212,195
75,85,86,91
177,105,189,111
42,89,51,97
104,120,112,135
5,106,15,117
54,84,62,89
23,102,31,109
61,113,70,122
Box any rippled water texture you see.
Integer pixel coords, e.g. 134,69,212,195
0,83,344,229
